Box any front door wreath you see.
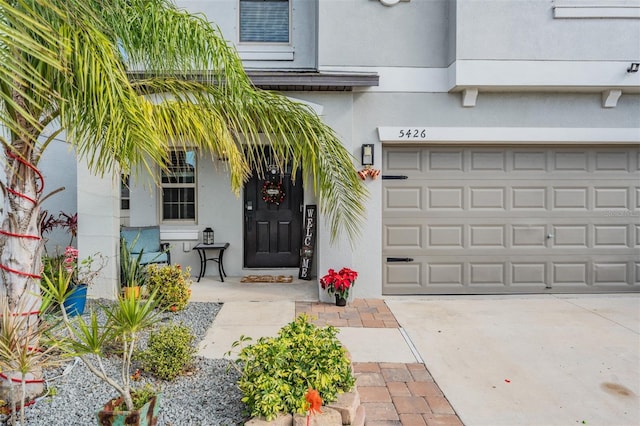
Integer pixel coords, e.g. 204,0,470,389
261,181,286,205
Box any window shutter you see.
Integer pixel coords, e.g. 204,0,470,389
240,0,289,43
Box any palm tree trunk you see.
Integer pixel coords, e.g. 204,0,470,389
0,92,46,400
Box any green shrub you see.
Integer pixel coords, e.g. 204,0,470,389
145,264,192,311
138,323,196,380
231,314,355,421
112,384,159,411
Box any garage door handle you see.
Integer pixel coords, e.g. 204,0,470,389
387,257,414,262
382,175,408,180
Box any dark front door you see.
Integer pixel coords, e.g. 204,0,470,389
244,166,303,268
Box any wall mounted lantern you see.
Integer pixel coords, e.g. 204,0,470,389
203,227,214,244
361,144,374,167
627,63,639,73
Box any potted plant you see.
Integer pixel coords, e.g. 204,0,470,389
120,237,147,298
59,246,106,316
319,267,358,306
40,275,162,426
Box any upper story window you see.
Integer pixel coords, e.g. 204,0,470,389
161,150,196,222
239,0,290,43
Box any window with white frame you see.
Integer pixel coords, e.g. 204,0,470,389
161,150,196,222
239,0,290,43
120,175,130,211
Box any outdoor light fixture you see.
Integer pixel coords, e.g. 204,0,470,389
627,63,639,73
361,144,374,166
203,227,214,244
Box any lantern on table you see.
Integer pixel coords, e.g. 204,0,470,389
203,227,214,244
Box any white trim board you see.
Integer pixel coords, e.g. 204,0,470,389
319,62,640,93
377,127,640,144
554,5,640,19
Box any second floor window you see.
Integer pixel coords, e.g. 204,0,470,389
161,150,196,222
240,0,289,43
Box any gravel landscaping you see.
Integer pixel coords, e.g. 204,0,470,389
9,301,248,426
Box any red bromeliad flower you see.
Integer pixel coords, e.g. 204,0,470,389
319,267,358,299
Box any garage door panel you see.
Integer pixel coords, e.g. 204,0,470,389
470,225,505,248
513,151,547,171
428,187,464,209
383,146,640,294
385,262,422,288
593,262,628,284
470,150,506,171
426,225,464,248
428,263,464,284
469,187,505,209
386,224,423,249
593,225,629,247
594,187,629,209
512,263,547,285
553,151,589,171
553,187,588,209
469,263,505,285
512,187,547,209
430,150,464,171
385,186,423,210
512,226,547,247
386,149,424,171
595,151,629,171
553,225,588,247
552,262,589,285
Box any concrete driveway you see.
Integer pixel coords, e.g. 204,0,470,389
386,294,640,426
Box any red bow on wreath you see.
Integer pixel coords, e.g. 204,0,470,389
358,167,380,180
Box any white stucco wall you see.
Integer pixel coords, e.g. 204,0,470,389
454,0,640,61
76,164,120,299
38,137,78,254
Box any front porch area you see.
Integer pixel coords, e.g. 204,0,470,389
189,275,319,303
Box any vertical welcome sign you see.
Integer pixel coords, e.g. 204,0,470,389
298,205,317,280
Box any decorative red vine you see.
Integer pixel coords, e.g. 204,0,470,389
1,149,44,279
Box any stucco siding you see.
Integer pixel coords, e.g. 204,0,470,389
318,0,449,68
454,0,640,61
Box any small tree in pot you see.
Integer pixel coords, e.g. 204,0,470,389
40,270,162,424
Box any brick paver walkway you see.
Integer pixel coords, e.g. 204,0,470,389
296,298,399,328
296,300,463,426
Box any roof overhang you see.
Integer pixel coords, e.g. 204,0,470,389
246,71,380,91
128,70,379,92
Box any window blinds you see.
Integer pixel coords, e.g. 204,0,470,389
240,0,289,43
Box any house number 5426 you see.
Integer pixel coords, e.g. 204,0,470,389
398,128,427,139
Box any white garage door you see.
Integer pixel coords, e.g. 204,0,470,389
382,146,640,294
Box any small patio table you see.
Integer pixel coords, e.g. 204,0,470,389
192,242,229,282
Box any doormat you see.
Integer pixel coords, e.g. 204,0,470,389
240,275,294,283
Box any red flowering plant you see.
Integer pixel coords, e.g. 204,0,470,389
320,267,358,300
